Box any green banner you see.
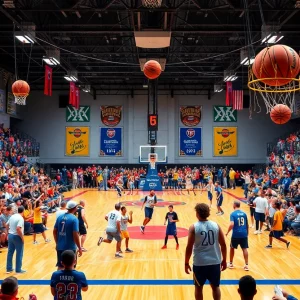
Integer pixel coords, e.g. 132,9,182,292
66,106,90,122
213,106,237,122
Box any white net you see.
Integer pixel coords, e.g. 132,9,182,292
142,0,162,8
14,94,28,105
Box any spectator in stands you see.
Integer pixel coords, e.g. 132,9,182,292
290,205,300,236
238,275,256,299
0,276,19,300
229,168,236,189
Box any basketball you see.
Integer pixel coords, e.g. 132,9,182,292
270,104,291,124
12,79,30,95
252,45,300,86
143,60,162,80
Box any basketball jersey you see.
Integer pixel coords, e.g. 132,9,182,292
106,210,121,232
186,175,192,184
145,195,157,208
121,214,129,231
215,186,223,200
50,269,88,300
166,212,178,229
230,210,248,238
77,206,84,226
193,220,221,266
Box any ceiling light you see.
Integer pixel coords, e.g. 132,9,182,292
224,70,238,82
15,23,36,44
3,1,15,8
64,70,78,82
261,25,284,44
214,84,223,92
75,11,81,18
61,10,67,18
240,49,255,65
43,49,60,66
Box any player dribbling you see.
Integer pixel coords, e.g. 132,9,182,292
140,190,157,234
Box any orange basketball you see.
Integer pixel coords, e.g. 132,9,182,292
12,80,30,95
252,45,300,86
270,104,291,124
143,60,162,80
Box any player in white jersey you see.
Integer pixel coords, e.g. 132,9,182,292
205,179,214,208
116,174,124,197
140,190,157,233
97,203,123,258
185,203,227,300
186,172,196,196
120,206,133,253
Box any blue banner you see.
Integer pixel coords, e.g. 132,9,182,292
179,127,202,156
100,127,122,156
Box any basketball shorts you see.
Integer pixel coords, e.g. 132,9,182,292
193,264,221,287
208,191,213,201
230,237,248,249
121,230,130,239
166,226,177,236
269,230,284,239
79,224,87,235
250,207,255,217
217,197,223,207
106,231,121,242
145,207,154,219
255,212,265,222
56,249,76,268
33,223,44,234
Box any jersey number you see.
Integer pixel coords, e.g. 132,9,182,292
238,217,245,226
200,230,215,246
110,213,116,220
56,283,78,300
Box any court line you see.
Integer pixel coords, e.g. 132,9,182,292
0,279,299,286
64,191,88,201
223,190,247,203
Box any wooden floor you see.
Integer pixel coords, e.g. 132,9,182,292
1,188,300,299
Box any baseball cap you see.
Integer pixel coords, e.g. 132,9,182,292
66,201,78,210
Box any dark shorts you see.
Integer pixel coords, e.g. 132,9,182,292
193,264,221,287
208,191,213,201
166,226,177,236
33,223,45,233
269,230,284,238
145,207,154,219
56,249,76,268
79,224,87,235
250,207,255,217
217,197,223,207
106,231,122,242
230,237,249,249
255,212,265,222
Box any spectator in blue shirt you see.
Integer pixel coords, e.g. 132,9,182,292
281,173,291,196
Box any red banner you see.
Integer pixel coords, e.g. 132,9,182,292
69,82,75,106
44,65,53,96
74,86,80,109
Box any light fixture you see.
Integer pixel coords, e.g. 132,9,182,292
82,85,91,93
64,70,78,82
15,23,36,44
214,84,223,92
240,49,255,65
75,11,81,18
261,25,284,44
3,1,15,8
43,49,60,66
224,70,238,82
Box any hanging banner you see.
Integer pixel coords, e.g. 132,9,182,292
180,106,201,126
65,126,90,156
100,127,122,156
100,106,122,127
179,127,202,156
66,106,90,122
213,127,238,156
0,89,5,113
213,106,237,122
6,92,16,116
44,65,53,96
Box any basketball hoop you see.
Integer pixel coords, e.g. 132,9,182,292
142,0,162,9
12,80,30,105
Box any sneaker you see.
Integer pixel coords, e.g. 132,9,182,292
81,247,88,252
287,241,291,249
119,250,123,253
254,230,259,235
216,212,221,216
265,245,272,249
115,252,123,258
220,212,224,215
6,270,14,274
97,237,104,246
228,263,234,269
244,265,249,271
161,245,167,249
16,270,26,274
140,226,145,234
45,239,51,243
125,248,133,253
258,230,262,234
176,244,179,250
33,241,38,244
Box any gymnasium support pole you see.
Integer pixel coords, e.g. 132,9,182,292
148,79,158,147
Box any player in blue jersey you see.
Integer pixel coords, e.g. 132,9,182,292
225,201,249,271
50,250,88,300
161,205,179,250
215,181,224,216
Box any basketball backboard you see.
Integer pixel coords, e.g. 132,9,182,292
139,145,167,163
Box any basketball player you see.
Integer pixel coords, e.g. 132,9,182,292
116,173,124,197
205,179,214,208
140,190,157,234
225,201,249,271
129,175,135,195
50,250,88,299
215,181,224,216
186,172,196,196
77,200,88,252
185,203,227,300
97,203,123,258
120,206,133,253
162,205,179,250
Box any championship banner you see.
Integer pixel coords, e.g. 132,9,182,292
213,106,237,122
0,89,5,113
65,126,90,156
213,127,238,156
100,127,122,156
180,106,201,126
44,65,53,96
179,128,202,156
6,92,16,116
66,106,90,122
100,106,122,127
